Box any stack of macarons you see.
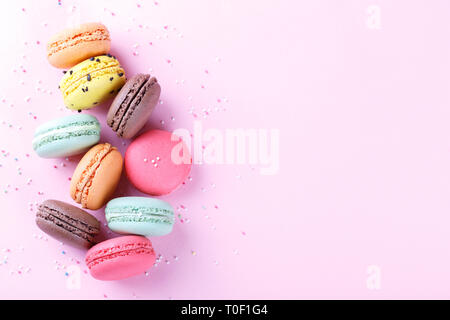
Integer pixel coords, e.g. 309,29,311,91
33,22,192,281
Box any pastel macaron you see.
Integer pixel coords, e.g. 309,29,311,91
59,55,126,110
106,73,161,139
105,197,174,236
70,143,123,210
85,235,156,281
36,200,100,248
32,114,100,158
47,22,111,69
125,129,192,195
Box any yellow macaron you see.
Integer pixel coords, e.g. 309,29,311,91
59,55,126,110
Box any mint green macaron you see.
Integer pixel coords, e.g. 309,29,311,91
105,197,175,236
32,114,100,158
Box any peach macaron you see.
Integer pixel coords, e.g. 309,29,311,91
47,22,111,69
70,143,123,210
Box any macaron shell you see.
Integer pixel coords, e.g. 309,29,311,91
60,55,126,110
108,220,173,236
86,236,156,281
36,218,93,248
48,40,110,69
89,248,154,280
40,199,100,226
34,113,99,134
47,22,110,69
125,130,192,195
106,197,174,236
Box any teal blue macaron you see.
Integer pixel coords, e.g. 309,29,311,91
105,197,175,236
32,114,101,158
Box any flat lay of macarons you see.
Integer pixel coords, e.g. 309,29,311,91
3,0,450,300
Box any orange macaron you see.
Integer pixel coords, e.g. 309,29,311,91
70,143,123,210
47,22,111,69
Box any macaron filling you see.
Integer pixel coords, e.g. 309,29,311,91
86,242,154,268
37,204,99,243
32,121,100,150
47,28,110,57
106,205,174,225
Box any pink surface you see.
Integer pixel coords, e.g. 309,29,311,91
1,0,450,299
125,129,192,195
86,236,156,281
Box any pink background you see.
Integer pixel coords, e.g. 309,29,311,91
1,0,450,299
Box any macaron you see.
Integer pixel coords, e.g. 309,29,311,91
85,235,156,281
70,143,123,210
47,22,111,69
32,114,101,158
59,55,126,111
105,197,174,236
106,74,161,139
125,130,192,195
36,199,100,248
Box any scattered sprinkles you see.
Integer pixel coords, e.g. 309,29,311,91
0,8,243,297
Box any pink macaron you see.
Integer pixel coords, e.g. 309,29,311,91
125,129,192,196
85,235,156,281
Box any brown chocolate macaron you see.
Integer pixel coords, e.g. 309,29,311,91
36,200,100,248
106,73,161,139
